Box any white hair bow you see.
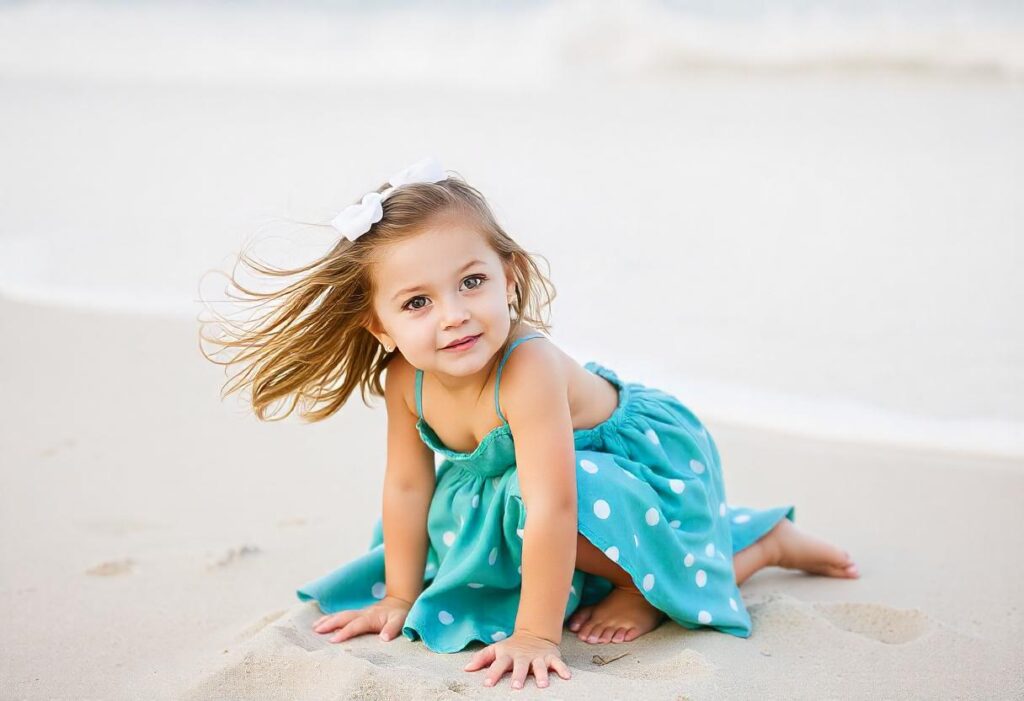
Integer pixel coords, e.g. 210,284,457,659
329,156,448,240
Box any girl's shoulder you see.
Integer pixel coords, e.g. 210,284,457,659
496,327,567,400
383,352,420,419
500,328,620,432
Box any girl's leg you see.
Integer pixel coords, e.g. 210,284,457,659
748,518,860,579
733,537,775,586
569,532,666,644
568,520,859,644
574,528,777,589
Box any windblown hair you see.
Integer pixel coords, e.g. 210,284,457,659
198,171,557,422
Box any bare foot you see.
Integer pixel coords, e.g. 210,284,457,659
760,518,860,579
566,585,666,644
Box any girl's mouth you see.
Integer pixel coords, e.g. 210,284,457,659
443,334,481,351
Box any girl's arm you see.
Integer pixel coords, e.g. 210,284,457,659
381,357,437,605
500,341,578,645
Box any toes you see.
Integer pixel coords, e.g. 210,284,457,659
578,620,598,642
611,628,627,643
568,606,593,632
597,626,615,644
622,627,640,642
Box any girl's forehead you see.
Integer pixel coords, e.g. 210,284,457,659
373,226,501,291
380,226,494,269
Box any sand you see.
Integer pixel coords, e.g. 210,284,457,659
1,296,1021,699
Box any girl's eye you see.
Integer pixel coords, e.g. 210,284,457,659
463,274,486,290
402,275,487,311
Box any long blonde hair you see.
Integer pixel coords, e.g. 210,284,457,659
198,172,557,422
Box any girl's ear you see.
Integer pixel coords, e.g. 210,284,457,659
363,317,396,352
505,269,516,304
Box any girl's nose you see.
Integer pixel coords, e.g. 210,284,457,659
440,300,471,327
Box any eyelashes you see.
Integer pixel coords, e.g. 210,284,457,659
402,274,488,312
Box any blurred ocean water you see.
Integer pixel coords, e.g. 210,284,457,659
0,0,1023,86
0,1,1020,457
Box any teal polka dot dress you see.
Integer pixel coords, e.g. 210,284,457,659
297,333,795,653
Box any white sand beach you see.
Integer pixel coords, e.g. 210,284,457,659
1,2,1023,698
1,297,1022,699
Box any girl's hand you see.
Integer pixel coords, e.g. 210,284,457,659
311,595,413,643
463,630,572,690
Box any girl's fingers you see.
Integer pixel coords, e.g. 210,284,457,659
548,655,572,680
484,655,512,687
510,658,529,690
531,658,550,688
463,645,495,671
331,616,373,642
314,610,358,633
379,614,403,642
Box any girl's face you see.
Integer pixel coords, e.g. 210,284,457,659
367,219,516,380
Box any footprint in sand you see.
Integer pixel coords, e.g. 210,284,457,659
812,602,931,644
749,593,932,645
86,558,137,576
207,544,262,570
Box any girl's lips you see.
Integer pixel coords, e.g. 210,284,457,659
443,334,481,351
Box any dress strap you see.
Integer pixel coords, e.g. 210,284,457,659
494,332,547,423
414,368,424,420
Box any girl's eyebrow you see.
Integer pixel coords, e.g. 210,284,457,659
390,259,487,302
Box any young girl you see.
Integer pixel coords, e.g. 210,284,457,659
202,157,859,691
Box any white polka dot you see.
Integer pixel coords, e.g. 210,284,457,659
689,459,705,474
442,530,456,546
669,520,681,528
517,565,522,574
516,528,524,539
705,543,716,557
472,494,480,508
621,467,639,480
669,479,685,493
491,631,507,641
696,569,707,587
468,582,484,588
570,585,577,596
729,598,738,611
491,476,500,491
593,499,611,519
488,547,497,565
719,502,726,517
633,533,639,547
732,513,751,524
371,582,386,599
684,553,695,567
645,507,660,526
697,610,712,624
580,459,599,474
645,428,660,445
425,563,436,574
438,610,454,625
605,546,619,563
642,573,655,591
